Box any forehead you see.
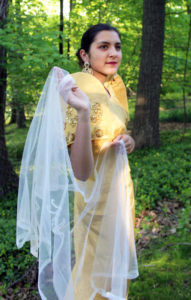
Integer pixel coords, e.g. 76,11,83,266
93,30,121,43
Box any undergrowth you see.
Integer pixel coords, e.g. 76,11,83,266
129,130,191,213
0,193,36,294
129,234,191,300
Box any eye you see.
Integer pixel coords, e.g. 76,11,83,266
115,45,121,51
99,45,108,49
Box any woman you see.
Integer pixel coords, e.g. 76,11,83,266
17,23,138,300
61,23,138,299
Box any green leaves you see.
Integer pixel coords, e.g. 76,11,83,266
129,130,191,213
0,193,36,287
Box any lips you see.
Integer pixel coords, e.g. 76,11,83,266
106,62,117,65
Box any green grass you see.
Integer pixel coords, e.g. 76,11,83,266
129,235,191,300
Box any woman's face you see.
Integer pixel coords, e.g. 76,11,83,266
81,30,122,83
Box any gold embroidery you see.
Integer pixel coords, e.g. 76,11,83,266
65,106,78,127
90,103,103,123
71,116,78,127
66,132,75,144
95,129,103,138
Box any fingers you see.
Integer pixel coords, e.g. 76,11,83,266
125,144,133,154
112,134,135,154
112,135,123,144
124,136,135,154
71,86,78,93
54,66,64,84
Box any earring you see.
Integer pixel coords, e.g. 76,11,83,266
82,62,93,75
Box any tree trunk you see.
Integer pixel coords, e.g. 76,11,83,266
10,95,26,128
132,0,166,148
15,0,26,128
59,0,64,55
17,107,26,128
10,105,17,124
0,0,18,198
67,0,73,59
182,6,191,135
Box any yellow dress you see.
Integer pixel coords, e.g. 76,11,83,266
64,72,135,300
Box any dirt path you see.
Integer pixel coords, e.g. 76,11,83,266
159,122,191,131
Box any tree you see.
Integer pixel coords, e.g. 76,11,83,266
182,4,191,133
59,0,64,55
0,0,18,197
9,0,26,128
132,0,166,148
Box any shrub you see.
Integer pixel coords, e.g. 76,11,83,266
0,193,36,289
129,130,191,213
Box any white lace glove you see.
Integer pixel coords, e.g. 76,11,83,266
54,66,76,103
54,66,90,111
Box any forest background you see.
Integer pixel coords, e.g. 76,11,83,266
0,0,191,299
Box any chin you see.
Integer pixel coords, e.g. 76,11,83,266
105,69,118,75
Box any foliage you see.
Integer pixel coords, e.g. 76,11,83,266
129,234,191,299
129,130,191,213
1,0,77,122
163,1,191,97
177,201,191,239
159,107,191,122
5,123,29,172
128,96,191,122
0,193,36,291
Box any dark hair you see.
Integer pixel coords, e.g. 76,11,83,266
76,23,121,67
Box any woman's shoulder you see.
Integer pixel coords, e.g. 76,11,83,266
71,72,96,85
110,74,126,98
71,72,107,101
110,74,129,112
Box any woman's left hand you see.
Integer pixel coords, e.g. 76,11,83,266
112,133,135,154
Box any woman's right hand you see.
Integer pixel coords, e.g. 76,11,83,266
54,66,90,112
68,86,90,112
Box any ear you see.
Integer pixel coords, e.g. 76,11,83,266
79,49,89,63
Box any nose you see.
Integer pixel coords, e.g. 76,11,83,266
109,45,118,57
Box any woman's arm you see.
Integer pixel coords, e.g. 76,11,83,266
70,107,94,181
55,67,94,180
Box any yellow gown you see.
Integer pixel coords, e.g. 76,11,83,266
64,72,135,300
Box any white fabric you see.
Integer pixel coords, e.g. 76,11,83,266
16,67,138,300
57,73,76,103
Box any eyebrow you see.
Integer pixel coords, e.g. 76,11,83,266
97,41,121,45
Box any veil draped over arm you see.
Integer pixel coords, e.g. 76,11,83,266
16,67,138,300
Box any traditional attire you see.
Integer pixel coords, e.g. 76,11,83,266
16,68,138,300
65,72,136,299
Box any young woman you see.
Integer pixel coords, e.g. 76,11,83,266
61,23,138,299
17,23,138,300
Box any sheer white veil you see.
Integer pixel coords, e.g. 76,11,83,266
16,67,138,300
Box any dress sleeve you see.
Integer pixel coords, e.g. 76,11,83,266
64,105,78,146
64,102,104,147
